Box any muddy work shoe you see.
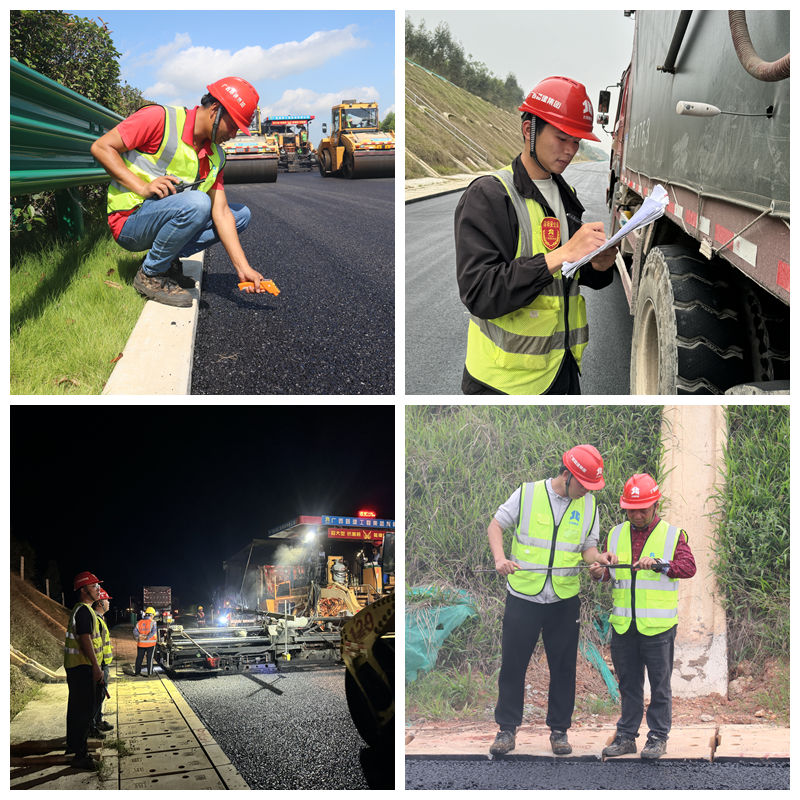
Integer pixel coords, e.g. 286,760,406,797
641,736,667,760
134,267,193,307
489,729,516,756
602,733,637,758
165,257,196,289
550,730,572,755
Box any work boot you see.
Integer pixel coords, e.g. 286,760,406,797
489,729,516,756
550,730,572,755
96,720,114,732
602,733,637,758
133,267,193,308
165,257,196,289
641,735,667,760
70,755,96,771
88,728,106,740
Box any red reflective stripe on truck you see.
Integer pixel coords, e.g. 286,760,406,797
777,261,790,292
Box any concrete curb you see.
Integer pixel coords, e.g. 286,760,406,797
102,252,204,395
404,174,484,204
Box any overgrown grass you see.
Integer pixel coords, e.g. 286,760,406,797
406,405,664,682
10,224,147,394
710,406,789,665
10,665,42,721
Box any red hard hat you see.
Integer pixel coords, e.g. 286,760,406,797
206,77,259,134
519,76,600,142
73,571,102,591
563,445,605,490
97,588,111,601
620,473,662,509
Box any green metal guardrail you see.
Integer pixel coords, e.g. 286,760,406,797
10,57,122,237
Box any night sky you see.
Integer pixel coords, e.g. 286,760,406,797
11,404,395,610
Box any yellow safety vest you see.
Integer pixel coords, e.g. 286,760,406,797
465,165,589,394
608,520,681,636
508,480,596,599
97,615,113,665
64,602,103,669
107,105,225,214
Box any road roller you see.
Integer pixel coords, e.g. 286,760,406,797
221,110,279,184
317,100,395,179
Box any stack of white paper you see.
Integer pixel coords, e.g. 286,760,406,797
561,184,669,278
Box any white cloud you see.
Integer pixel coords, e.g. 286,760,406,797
135,32,193,68
143,25,369,105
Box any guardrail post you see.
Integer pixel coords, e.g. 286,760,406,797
55,189,85,240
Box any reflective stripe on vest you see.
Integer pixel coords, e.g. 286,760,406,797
508,480,596,599
107,105,225,215
608,520,680,636
464,165,589,395
136,619,158,647
64,603,103,668
98,616,113,665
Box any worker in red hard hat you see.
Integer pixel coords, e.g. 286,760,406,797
91,587,114,738
486,445,617,758
590,472,696,760
63,572,105,770
91,76,268,308
455,76,618,395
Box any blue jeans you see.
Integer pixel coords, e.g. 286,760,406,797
116,191,251,276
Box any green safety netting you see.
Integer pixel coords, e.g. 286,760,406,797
405,586,478,683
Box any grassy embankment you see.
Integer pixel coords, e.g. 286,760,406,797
406,405,790,721
11,224,147,395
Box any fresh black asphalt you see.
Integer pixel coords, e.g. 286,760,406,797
405,757,789,790
191,171,394,394
173,666,392,789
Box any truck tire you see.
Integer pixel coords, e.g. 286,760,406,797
342,151,355,179
630,245,747,394
318,150,331,177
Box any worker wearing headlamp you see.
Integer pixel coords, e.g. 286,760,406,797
92,76,267,307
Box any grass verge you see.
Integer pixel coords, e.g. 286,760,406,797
11,225,147,394
10,665,43,721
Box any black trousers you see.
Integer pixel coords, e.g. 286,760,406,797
494,592,580,731
65,665,95,757
134,646,155,675
610,625,676,740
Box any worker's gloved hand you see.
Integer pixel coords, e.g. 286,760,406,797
494,557,520,576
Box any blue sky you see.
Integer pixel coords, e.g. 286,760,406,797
68,10,395,134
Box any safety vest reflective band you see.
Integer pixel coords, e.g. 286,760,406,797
465,165,589,395
508,480,596,599
97,616,113,665
64,603,103,669
106,105,225,215
135,618,158,647
608,520,680,636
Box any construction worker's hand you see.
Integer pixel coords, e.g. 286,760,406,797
596,551,618,566
147,174,180,199
591,245,618,271
238,265,267,293
563,222,606,263
588,561,606,580
495,558,520,576
634,556,657,571
92,664,103,683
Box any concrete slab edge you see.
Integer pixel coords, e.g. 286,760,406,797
102,252,204,395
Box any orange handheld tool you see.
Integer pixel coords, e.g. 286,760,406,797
238,279,280,296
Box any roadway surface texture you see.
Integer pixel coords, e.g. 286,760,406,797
405,758,789,790
191,171,394,394
172,665,392,789
405,160,632,395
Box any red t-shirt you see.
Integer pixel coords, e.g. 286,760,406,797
107,105,224,240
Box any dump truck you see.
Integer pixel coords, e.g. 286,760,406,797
262,115,316,172
599,10,789,395
317,100,395,179
221,108,279,184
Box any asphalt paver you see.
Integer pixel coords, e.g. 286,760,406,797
191,171,394,394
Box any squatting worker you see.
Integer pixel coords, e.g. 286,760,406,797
91,77,268,308
64,571,106,771
91,588,114,737
455,76,618,395
488,445,617,757
134,607,158,676
589,473,696,760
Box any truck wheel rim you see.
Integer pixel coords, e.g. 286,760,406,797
637,299,660,393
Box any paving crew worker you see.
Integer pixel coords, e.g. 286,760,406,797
196,605,205,627
91,588,114,736
134,607,159,676
455,76,618,395
91,76,268,308
488,445,617,757
589,473,696,760
64,571,106,770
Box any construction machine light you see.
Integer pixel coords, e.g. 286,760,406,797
304,528,317,543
